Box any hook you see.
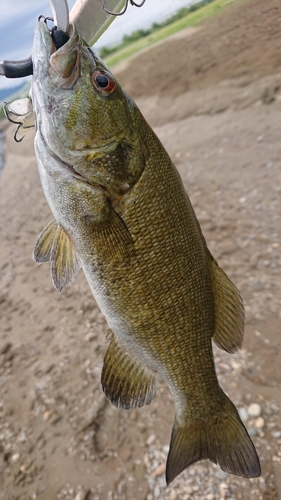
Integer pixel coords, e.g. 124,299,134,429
4,101,35,143
101,0,147,16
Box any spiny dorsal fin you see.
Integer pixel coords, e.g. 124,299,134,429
166,393,260,484
33,220,81,292
33,219,58,263
209,253,244,353
101,329,157,409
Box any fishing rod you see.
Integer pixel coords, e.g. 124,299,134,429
0,0,147,79
0,0,69,78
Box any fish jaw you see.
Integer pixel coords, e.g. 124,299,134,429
31,21,83,164
31,21,129,151
31,21,54,85
31,21,146,194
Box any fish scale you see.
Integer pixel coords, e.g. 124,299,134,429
30,20,260,484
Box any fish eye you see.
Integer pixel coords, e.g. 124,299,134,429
92,70,115,95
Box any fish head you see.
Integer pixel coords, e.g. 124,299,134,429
31,21,147,194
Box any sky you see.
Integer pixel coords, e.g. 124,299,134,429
0,0,193,91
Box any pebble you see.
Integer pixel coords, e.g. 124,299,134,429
238,407,248,422
117,480,126,496
84,332,97,342
218,470,228,480
154,486,161,498
255,417,265,429
248,427,258,437
11,453,20,463
146,434,156,446
248,403,262,418
169,491,177,500
148,478,155,489
152,463,166,477
74,488,90,500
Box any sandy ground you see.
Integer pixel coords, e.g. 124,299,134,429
0,0,281,499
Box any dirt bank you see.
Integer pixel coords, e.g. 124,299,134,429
0,0,280,498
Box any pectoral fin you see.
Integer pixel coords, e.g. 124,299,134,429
33,219,58,263
101,329,157,409
50,225,81,291
210,253,244,353
88,206,135,263
33,220,81,292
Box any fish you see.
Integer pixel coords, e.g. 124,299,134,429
30,20,260,483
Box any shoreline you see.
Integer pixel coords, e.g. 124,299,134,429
0,0,281,497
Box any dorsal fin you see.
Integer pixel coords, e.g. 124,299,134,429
209,253,244,353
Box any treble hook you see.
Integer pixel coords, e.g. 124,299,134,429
101,0,147,16
3,101,35,143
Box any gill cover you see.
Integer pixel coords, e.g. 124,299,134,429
32,21,148,194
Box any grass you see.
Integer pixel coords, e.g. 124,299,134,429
105,0,238,67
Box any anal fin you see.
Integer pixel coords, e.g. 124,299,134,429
101,329,157,409
210,253,244,353
33,220,81,292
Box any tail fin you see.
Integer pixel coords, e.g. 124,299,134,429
166,395,260,484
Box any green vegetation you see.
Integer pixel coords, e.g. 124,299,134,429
102,0,237,67
100,0,214,59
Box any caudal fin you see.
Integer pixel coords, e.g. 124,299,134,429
166,395,261,484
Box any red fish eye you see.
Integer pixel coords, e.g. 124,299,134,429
92,70,115,94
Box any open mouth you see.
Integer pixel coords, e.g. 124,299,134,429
0,18,70,79
47,22,81,87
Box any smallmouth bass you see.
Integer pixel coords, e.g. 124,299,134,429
31,20,260,483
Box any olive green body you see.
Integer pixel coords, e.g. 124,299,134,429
36,106,221,422
31,21,260,483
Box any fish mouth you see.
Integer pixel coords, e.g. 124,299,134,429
33,21,81,89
